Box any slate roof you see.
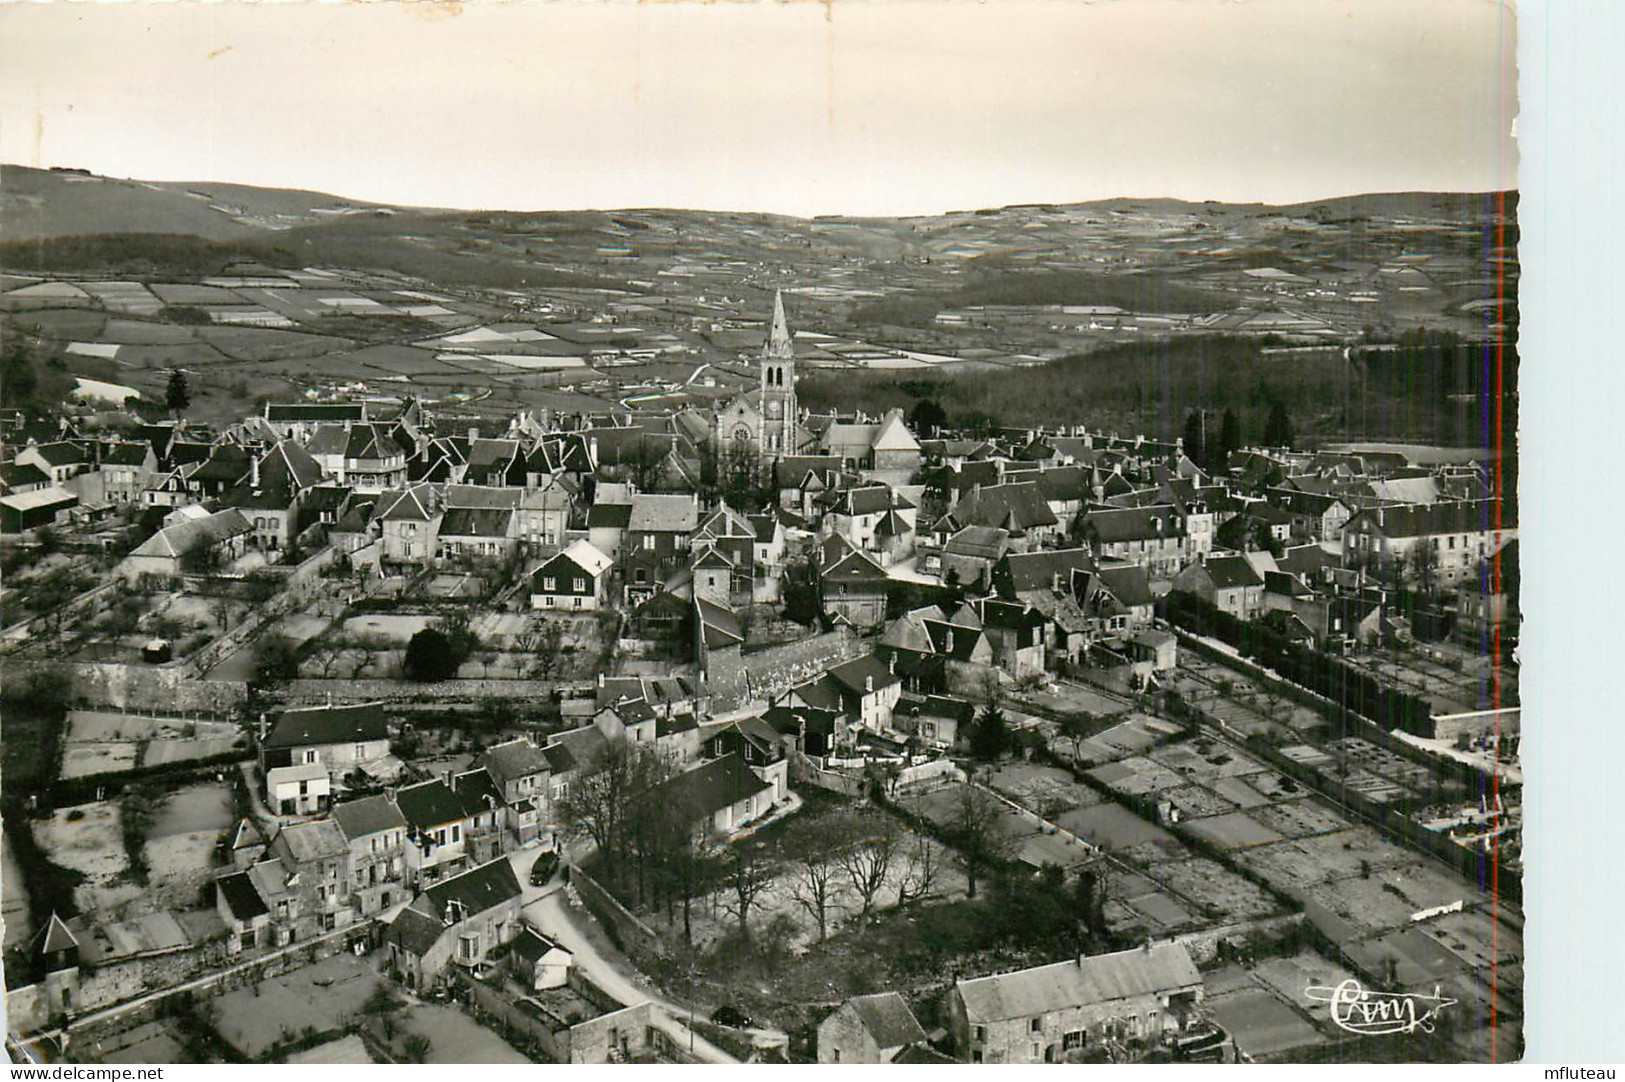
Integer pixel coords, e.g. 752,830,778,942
387,905,447,957
479,739,554,786
331,794,407,840
274,819,350,865
1202,554,1265,589
762,704,842,738
1095,563,1154,608
651,753,771,820
629,493,699,533
841,992,929,1050
952,482,1057,532
438,506,514,539
267,402,367,423
26,441,87,466
828,653,901,697
265,703,387,750
216,872,269,921
922,620,985,661
0,462,49,488
1344,500,1509,538
395,780,469,830
1081,504,1186,543
955,943,1201,1022
995,547,1097,594
511,926,569,964
587,502,633,529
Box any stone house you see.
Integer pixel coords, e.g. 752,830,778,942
949,943,1205,1063
818,991,930,1063
385,859,524,991
332,793,409,919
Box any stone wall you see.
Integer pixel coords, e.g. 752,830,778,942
704,628,861,711
282,677,560,703
5,660,249,715
1167,912,1307,966
567,865,667,963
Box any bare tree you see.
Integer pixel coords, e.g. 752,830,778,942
839,818,900,924
951,785,1017,899
717,842,774,945
894,832,943,909
786,819,845,942
1057,711,1096,765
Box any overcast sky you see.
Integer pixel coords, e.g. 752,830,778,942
0,0,1516,217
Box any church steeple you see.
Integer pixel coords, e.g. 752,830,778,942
759,290,797,457
764,290,794,361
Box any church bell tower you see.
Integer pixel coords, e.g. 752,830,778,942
759,290,797,457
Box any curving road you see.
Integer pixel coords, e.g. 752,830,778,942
505,851,756,1063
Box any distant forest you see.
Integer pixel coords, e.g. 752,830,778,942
797,332,1518,454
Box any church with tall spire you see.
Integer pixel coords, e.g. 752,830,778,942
712,290,803,459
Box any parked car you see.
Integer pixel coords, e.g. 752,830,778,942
529,851,560,887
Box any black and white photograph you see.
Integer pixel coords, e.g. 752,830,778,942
0,0,1548,1068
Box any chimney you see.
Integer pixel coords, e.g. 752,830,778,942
589,436,599,466
888,653,896,675
865,675,874,693
468,426,479,445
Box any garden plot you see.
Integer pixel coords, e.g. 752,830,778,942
1238,771,1306,802
91,1020,186,1064
1163,784,1237,819
1208,987,1326,1059
1122,891,1195,931
35,802,127,881
1278,744,1337,769
145,781,234,885
1246,800,1349,840
1147,857,1282,923
1086,756,1183,796
150,282,242,306
1250,950,1362,1016
102,318,196,344
1209,775,1272,809
1151,741,1268,781
1055,802,1172,851
214,953,386,1059
983,762,1102,816
1335,770,1411,804
61,743,142,779
1238,828,1412,889
1301,875,1436,937
79,282,163,316
1094,715,1181,756
1420,908,1520,971
1343,927,1470,990
376,1004,531,1064
1180,812,1284,852
341,613,436,643
427,574,483,598
196,325,354,361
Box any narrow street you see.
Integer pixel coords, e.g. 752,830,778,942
505,850,749,1063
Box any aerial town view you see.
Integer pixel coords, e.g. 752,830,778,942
0,0,1519,1070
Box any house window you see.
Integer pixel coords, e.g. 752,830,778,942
354,744,366,758
1063,1031,1084,1051
1030,1018,1043,1033
573,577,587,592
543,577,556,592
643,535,655,551
451,824,461,844
304,750,318,765
973,1026,986,1043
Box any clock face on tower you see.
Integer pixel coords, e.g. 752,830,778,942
766,400,782,419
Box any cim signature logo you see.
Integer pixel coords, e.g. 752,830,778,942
1305,979,1457,1036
